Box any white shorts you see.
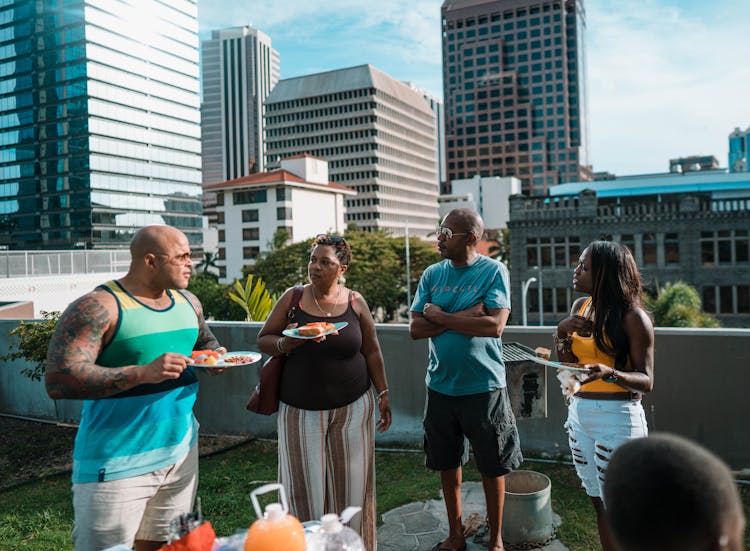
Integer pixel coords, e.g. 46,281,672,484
564,397,647,499
72,445,198,550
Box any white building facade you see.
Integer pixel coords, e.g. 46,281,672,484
264,65,440,238
439,175,521,229
203,155,354,281
201,25,280,183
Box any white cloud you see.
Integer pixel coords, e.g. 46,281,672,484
587,0,750,174
198,0,750,176
198,0,444,96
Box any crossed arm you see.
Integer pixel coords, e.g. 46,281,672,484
45,290,220,400
409,301,510,340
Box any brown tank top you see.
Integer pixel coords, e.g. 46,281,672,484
279,290,370,410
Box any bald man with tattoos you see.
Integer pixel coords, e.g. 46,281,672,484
45,225,226,551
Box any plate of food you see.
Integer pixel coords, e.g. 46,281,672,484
188,350,262,368
283,321,348,339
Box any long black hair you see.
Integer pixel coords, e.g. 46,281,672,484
587,240,644,367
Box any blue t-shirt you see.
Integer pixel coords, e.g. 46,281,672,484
410,255,511,396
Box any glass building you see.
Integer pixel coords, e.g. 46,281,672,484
201,25,280,183
0,0,202,250
441,0,591,195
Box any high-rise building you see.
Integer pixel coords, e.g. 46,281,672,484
441,0,591,195
201,25,280,184
729,126,749,173
0,0,203,249
406,82,446,189
264,64,439,237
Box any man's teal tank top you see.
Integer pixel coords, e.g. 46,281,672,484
72,280,200,483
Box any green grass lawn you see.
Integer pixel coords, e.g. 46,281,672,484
1,440,748,550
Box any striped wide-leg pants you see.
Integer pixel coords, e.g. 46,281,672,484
278,391,376,550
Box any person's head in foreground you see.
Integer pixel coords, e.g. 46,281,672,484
604,433,745,551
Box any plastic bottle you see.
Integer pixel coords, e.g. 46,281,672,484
305,513,365,551
244,484,306,551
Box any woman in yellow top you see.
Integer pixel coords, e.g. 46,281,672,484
554,240,654,551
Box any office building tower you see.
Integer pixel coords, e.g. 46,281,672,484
441,0,590,195
201,25,280,184
406,82,447,189
0,0,203,250
264,64,439,237
729,127,749,173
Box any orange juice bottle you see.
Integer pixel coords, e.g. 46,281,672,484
245,484,305,551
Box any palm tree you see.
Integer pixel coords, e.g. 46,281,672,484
195,251,220,276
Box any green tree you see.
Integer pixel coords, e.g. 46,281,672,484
647,281,720,328
2,311,61,380
486,228,510,267
247,231,440,321
247,239,311,295
187,273,245,321
343,229,403,320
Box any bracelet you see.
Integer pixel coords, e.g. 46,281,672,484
376,388,389,401
610,368,620,382
275,337,286,355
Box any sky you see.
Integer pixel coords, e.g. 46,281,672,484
197,0,750,177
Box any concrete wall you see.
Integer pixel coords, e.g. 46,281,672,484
1,320,749,469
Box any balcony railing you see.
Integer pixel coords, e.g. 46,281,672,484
0,250,130,278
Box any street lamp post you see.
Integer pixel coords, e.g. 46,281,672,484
521,276,537,326
536,266,544,326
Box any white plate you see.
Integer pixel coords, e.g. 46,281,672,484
188,351,262,368
283,321,348,340
529,356,591,373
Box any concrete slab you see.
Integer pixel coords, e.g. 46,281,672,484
377,481,568,550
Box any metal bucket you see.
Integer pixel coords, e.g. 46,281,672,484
501,470,554,546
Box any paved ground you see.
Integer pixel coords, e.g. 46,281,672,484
377,481,568,551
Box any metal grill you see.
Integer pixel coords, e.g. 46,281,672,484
503,342,543,364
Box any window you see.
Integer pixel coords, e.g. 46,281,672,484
720,286,733,314
277,207,292,220
234,189,267,205
701,230,749,265
702,287,716,313
665,233,679,264
241,209,259,222
276,187,290,201
243,246,260,260
242,228,259,240
738,286,750,313
642,233,657,266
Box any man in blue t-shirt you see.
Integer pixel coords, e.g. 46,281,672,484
410,208,522,551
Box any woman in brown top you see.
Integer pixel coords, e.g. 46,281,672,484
257,234,391,551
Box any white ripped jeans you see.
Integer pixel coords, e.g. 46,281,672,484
564,396,648,499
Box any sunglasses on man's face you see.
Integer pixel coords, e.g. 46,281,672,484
435,226,469,240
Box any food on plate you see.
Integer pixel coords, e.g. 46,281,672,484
297,321,336,337
223,354,257,364
190,349,221,365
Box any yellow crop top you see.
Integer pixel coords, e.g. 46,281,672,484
570,297,630,393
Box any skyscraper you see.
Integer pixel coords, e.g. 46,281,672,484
264,64,439,237
200,25,280,183
0,0,203,249
729,126,749,173
442,0,590,195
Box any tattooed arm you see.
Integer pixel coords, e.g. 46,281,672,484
45,290,189,400
182,290,223,352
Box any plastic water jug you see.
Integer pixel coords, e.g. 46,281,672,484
244,483,305,551
305,512,365,551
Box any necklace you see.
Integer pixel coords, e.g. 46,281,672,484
312,285,341,317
